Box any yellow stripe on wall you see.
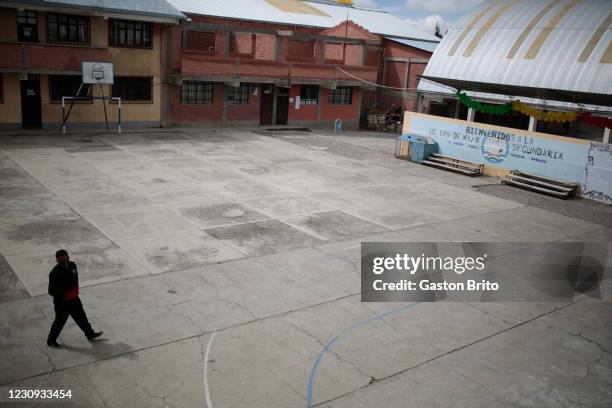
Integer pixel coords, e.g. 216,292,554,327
507,0,561,59
448,3,496,56
464,0,520,58
600,41,612,63
525,0,582,60
578,13,612,62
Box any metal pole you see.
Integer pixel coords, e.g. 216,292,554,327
101,84,109,131
59,83,84,133
117,98,122,135
61,98,66,135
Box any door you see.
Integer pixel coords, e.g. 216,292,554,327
259,84,273,125
20,75,42,129
275,87,289,125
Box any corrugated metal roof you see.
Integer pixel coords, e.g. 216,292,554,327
418,0,612,108
12,0,184,20
167,0,439,41
385,37,438,53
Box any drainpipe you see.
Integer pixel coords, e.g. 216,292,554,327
604,127,610,144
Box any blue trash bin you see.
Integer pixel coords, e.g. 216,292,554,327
395,134,438,163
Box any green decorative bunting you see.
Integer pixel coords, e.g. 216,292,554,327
455,91,512,115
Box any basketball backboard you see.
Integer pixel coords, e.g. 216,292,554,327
82,61,114,85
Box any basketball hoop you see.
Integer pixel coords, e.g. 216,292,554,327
60,62,121,134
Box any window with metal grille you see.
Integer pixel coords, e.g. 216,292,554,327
112,77,152,102
328,86,352,105
46,13,90,44
181,81,213,104
49,75,91,102
300,85,318,105
109,19,151,48
225,84,249,104
17,10,38,42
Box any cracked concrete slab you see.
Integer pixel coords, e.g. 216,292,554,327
320,301,612,408
285,210,388,241
1,129,611,408
0,217,109,256
5,241,149,296
0,194,78,225
179,202,270,228
206,220,323,256
240,194,330,218
116,230,246,274
0,174,51,199
85,209,200,240
0,254,29,302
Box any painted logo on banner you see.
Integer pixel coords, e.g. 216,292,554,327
481,134,509,163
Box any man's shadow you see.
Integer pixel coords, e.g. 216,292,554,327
61,339,137,360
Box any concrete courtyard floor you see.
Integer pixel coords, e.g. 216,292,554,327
0,128,610,407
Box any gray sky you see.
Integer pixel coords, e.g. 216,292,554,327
351,0,484,36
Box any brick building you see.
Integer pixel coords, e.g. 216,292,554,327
163,0,439,128
0,0,438,130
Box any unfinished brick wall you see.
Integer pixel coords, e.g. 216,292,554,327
324,43,343,61
344,44,362,66
186,31,216,52
286,39,316,60
255,34,276,60
231,32,254,55
380,39,433,112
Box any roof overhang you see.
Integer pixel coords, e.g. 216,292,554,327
422,76,612,108
0,1,184,24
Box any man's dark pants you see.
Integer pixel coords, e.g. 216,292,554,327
48,297,94,342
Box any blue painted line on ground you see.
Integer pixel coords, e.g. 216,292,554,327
306,302,420,408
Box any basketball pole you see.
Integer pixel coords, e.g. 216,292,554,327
100,84,109,131
60,83,83,133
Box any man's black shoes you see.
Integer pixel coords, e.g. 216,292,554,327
47,340,61,348
87,331,103,341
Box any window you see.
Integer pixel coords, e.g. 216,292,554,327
328,86,352,105
186,31,216,52
300,85,318,105
112,77,152,102
109,19,152,48
225,84,249,105
47,13,90,44
49,75,91,102
181,81,213,104
17,10,38,42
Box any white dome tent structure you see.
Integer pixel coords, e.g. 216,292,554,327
404,0,612,203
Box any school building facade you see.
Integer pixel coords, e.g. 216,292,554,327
0,0,183,130
0,0,439,130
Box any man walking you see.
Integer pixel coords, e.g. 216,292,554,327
47,249,103,348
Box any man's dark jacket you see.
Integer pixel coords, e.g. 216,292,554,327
48,261,79,300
